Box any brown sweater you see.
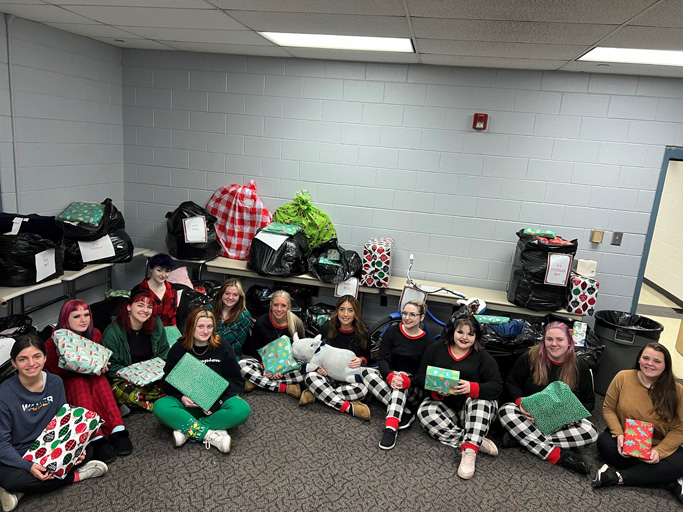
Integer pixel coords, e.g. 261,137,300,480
603,369,683,459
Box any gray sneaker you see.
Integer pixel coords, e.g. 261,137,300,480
0,487,23,512
77,460,108,482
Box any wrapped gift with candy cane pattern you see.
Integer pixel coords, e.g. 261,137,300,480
258,336,300,375
117,357,166,386
566,273,599,316
54,329,112,376
361,237,394,288
23,404,103,479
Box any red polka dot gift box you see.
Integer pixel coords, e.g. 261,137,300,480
566,273,599,317
23,404,103,479
360,237,394,289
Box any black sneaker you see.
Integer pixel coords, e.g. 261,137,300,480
379,428,397,450
501,431,520,448
398,409,415,430
91,438,116,464
592,464,619,487
110,430,133,456
558,450,590,475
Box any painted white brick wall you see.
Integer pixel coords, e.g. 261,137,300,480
113,50,682,313
0,15,14,212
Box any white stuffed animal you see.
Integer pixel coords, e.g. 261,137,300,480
291,333,364,383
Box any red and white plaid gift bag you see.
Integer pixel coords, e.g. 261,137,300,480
205,180,272,260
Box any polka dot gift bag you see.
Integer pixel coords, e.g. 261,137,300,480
23,404,103,479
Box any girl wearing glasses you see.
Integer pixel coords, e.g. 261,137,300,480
361,300,432,450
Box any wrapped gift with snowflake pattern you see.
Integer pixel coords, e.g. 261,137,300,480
424,366,460,395
54,329,112,376
23,404,103,479
165,353,229,411
361,237,394,288
258,336,300,375
622,418,654,459
566,273,599,316
117,357,166,386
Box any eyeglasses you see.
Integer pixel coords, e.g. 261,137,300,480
401,311,419,318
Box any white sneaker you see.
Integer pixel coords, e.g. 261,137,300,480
479,437,499,457
173,430,188,447
457,449,477,480
203,429,231,453
77,460,108,482
0,487,22,512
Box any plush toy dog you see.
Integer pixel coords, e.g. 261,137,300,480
291,333,364,383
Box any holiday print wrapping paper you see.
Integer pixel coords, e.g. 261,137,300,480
23,404,103,479
424,366,460,395
58,201,105,227
258,336,300,375
622,418,654,459
54,329,112,376
520,381,590,435
360,237,394,288
262,223,302,236
116,357,166,387
165,353,229,411
566,273,599,316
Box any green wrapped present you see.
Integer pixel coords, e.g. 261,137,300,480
424,365,459,395
117,357,166,386
258,335,300,375
105,289,130,299
520,381,589,435
523,228,556,238
473,315,510,325
262,222,302,236
58,201,105,227
272,190,337,249
164,325,183,347
165,353,229,411
54,329,112,376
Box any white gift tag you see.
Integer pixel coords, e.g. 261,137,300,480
35,248,56,282
6,217,27,235
545,253,572,286
335,277,359,298
254,230,288,251
182,216,208,244
78,235,116,263
399,286,427,312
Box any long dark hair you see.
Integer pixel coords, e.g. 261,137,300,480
212,279,247,325
327,295,369,349
634,342,679,423
11,333,46,361
443,315,483,351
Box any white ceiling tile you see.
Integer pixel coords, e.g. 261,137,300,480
418,40,589,60
158,41,293,57
61,6,245,29
0,3,98,23
46,22,140,38
412,19,616,45
209,0,405,16
94,37,175,50
407,0,659,24
630,0,683,28
287,47,419,63
120,27,268,46
599,26,683,50
227,12,411,37
421,54,567,70
563,60,683,78
46,0,212,7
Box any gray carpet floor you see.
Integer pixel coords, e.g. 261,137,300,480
18,392,682,512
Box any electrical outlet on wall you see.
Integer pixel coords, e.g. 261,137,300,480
611,232,623,246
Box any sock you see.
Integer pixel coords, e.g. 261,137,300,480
111,425,125,434
461,442,479,454
91,435,104,442
73,471,81,483
278,383,287,393
547,447,561,465
340,401,351,414
386,417,399,430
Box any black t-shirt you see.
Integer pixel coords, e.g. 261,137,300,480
127,331,154,363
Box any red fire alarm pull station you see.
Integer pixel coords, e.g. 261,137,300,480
472,113,488,130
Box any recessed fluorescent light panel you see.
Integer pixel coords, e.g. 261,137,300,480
260,32,414,52
579,47,683,67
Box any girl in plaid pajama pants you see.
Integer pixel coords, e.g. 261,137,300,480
299,295,372,420
416,315,502,480
239,291,306,399
362,301,432,451
499,322,597,475
44,300,132,464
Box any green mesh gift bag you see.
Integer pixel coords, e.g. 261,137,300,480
520,381,589,435
272,190,336,249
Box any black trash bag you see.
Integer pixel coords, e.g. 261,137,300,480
303,302,336,336
247,228,308,278
165,201,221,261
0,314,35,337
594,310,664,340
90,297,128,334
246,285,273,318
192,280,222,302
61,198,125,241
63,228,133,271
507,230,578,311
480,324,528,381
174,284,212,332
272,282,312,314
307,239,362,284
0,213,65,286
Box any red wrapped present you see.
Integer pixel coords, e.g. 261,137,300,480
360,237,393,288
622,418,654,459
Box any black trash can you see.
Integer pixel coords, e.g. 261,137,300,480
593,310,664,395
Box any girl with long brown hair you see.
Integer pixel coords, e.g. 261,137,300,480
209,278,252,360
154,308,250,453
499,321,597,475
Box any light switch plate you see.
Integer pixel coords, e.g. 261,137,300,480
611,232,623,246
